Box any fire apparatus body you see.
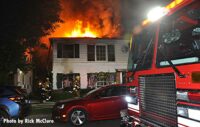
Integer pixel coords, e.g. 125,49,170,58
121,0,200,127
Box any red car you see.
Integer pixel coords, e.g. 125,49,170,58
52,84,133,126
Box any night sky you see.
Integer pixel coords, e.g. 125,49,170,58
121,0,172,33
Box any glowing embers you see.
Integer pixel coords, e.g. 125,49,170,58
64,20,97,38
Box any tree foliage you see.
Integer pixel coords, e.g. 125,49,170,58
0,0,61,83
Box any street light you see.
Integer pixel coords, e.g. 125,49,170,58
147,6,169,22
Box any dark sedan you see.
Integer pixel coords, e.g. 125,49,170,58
0,85,31,119
52,84,133,126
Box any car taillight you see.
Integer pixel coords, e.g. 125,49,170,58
177,91,200,102
9,96,22,102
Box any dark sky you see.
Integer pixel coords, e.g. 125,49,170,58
121,0,172,33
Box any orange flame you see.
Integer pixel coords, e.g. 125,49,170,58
64,20,98,38
41,0,121,41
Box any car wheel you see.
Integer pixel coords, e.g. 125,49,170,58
0,110,9,125
69,109,87,126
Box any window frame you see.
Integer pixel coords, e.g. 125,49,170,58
57,43,79,58
87,45,95,61
107,45,115,62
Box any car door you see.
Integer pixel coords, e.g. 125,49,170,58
87,86,121,120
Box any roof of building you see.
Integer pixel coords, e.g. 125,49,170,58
49,37,129,44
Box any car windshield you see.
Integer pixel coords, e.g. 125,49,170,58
157,3,200,66
83,87,102,97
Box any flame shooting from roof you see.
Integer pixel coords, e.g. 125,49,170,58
64,20,97,38
48,0,121,39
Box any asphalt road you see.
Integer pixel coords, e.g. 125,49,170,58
3,118,121,127
3,101,121,127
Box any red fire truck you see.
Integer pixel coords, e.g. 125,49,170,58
121,0,200,127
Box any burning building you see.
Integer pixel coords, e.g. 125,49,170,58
46,0,122,39
48,0,129,89
50,37,129,89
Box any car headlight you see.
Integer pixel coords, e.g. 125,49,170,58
57,104,65,109
125,96,133,103
125,96,138,104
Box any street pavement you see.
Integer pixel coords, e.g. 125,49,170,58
4,119,120,127
3,101,121,127
4,115,120,127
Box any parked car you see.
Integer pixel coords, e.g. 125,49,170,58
0,85,31,124
0,96,20,124
94,81,115,88
52,84,133,126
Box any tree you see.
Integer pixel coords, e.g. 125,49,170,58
0,0,62,84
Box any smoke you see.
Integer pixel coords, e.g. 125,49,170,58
53,0,122,38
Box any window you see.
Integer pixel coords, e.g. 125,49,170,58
87,45,115,61
57,43,62,58
96,45,106,61
96,46,106,61
156,3,200,66
127,26,155,71
107,45,115,61
57,44,79,58
56,73,63,89
56,73,80,89
120,86,128,95
87,45,95,61
100,86,121,97
74,44,79,58
63,44,73,58
87,72,115,88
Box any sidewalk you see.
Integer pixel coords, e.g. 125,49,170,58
30,100,55,104
29,100,55,117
